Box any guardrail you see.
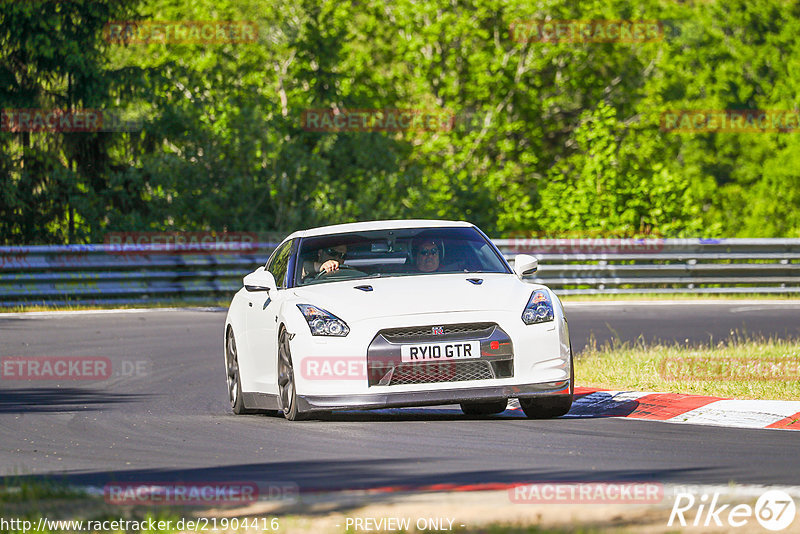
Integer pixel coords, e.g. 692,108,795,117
0,243,277,308
0,238,798,307
496,238,800,295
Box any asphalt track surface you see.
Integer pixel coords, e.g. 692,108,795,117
1,301,799,491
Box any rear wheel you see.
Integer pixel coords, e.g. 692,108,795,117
277,327,306,421
460,400,508,416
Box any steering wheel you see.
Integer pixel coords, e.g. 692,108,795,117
314,264,359,279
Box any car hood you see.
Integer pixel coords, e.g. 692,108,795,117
290,273,540,321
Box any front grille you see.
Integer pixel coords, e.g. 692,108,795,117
387,360,494,385
380,322,496,343
366,322,514,387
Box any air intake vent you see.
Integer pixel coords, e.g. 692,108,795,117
380,323,496,343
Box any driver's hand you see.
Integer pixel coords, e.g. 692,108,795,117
320,260,339,273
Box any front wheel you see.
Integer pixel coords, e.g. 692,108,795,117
277,327,306,421
226,329,255,415
460,400,508,416
520,343,574,419
519,395,572,419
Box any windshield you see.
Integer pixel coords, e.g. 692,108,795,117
294,226,510,286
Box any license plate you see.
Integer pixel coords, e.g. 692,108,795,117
400,341,480,363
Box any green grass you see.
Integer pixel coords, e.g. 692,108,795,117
0,480,183,534
0,298,230,313
3,292,797,314
0,479,85,503
577,335,800,400
0,481,646,534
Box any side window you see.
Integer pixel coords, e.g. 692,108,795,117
266,240,293,289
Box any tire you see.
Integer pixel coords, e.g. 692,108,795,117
277,327,307,421
460,399,508,416
519,395,572,419
225,329,255,415
519,343,574,419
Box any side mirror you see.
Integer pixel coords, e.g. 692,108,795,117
513,254,539,277
243,267,277,292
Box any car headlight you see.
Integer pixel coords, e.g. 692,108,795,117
521,289,554,325
297,304,350,336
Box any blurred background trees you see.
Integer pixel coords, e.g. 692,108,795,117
1,0,798,243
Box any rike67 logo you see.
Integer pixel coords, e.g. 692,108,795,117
669,490,796,531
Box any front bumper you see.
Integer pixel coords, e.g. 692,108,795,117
296,379,571,412
285,307,570,398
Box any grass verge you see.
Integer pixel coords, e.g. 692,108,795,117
577,335,800,400
1,481,606,534
3,292,798,314
0,480,180,534
0,478,671,534
0,299,230,314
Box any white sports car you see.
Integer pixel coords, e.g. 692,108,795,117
224,220,573,420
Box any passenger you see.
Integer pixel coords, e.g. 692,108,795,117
412,239,442,273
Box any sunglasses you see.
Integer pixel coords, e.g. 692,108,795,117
323,247,346,259
418,248,439,256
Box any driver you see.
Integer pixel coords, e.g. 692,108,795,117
302,244,347,279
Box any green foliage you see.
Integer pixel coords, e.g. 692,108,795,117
1,0,799,243
539,101,706,236
0,0,144,244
